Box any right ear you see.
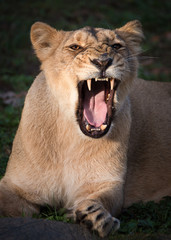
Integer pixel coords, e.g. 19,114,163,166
30,22,63,61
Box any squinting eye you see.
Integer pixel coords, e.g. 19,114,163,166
69,44,82,51
112,43,122,50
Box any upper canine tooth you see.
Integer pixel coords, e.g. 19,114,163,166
110,78,114,90
87,79,91,91
106,93,110,101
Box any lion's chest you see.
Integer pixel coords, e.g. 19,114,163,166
43,152,122,208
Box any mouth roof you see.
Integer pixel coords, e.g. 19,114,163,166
77,77,120,138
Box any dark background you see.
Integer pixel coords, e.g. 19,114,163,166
0,0,171,238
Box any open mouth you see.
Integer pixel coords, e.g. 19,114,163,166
76,77,120,138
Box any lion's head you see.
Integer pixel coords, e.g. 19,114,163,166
31,20,144,138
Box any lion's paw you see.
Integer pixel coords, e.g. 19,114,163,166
74,200,120,238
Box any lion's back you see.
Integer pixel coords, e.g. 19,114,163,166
124,79,171,207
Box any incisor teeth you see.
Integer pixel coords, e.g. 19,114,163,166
96,78,109,81
100,124,107,131
110,78,114,90
91,128,101,132
87,79,91,91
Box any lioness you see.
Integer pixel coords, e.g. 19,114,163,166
0,20,170,237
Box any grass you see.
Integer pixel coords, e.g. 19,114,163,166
118,197,171,235
36,197,171,238
30,196,171,239
0,104,21,177
0,0,171,238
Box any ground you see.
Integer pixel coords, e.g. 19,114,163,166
0,0,171,239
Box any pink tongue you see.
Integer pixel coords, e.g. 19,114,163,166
83,87,107,127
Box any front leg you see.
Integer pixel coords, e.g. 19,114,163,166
72,181,123,237
75,199,120,237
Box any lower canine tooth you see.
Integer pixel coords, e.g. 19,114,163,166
86,124,91,131
110,78,114,90
87,79,91,91
100,124,107,131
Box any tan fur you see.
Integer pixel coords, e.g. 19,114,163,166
0,20,170,237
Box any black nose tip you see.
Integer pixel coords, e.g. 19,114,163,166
91,58,113,71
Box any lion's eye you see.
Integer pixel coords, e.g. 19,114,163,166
111,43,122,50
69,44,82,51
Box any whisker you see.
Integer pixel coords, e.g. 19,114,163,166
127,51,144,58
126,49,152,59
127,56,158,61
138,56,158,60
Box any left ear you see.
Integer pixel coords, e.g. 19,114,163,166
116,20,144,52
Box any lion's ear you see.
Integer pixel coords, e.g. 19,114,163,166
31,22,63,61
116,20,144,52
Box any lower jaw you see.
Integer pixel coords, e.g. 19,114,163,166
79,127,110,138
78,116,113,139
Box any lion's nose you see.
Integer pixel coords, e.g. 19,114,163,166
91,58,113,71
